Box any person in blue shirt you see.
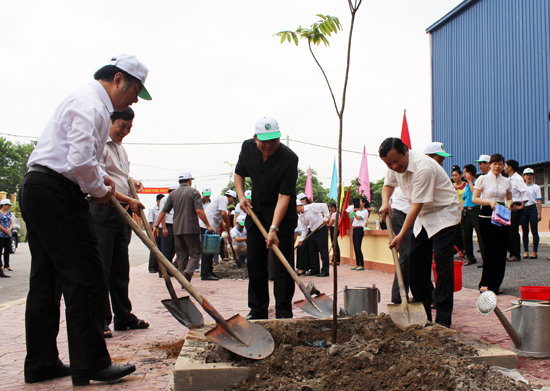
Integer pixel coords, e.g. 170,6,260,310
461,164,485,266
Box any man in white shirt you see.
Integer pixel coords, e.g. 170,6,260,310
89,108,149,337
423,142,453,166
20,54,150,385
201,190,236,280
231,214,248,266
379,137,461,328
148,194,165,273
474,154,491,175
504,160,530,262
158,183,178,264
297,196,330,277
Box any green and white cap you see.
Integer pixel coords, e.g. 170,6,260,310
423,142,452,157
107,54,152,100
254,117,281,141
523,168,535,175
245,190,252,199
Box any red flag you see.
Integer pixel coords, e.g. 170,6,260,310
401,109,412,150
338,186,352,238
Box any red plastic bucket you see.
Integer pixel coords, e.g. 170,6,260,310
519,286,550,301
432,261,463,292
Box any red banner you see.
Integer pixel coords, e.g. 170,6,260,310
141,187,169,194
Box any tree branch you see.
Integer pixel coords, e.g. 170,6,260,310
308,39,341,118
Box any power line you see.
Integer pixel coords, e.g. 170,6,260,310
289,139,377,157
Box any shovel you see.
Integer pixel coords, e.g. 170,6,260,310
110,196,274,360
294,223,326,249
247,208,333,319
385,215,428,330
127,179,204,329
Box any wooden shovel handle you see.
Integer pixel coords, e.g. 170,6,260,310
385,214,408,305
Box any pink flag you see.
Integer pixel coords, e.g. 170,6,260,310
358,146,371,201
305,166,313,200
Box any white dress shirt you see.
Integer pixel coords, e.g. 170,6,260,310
205,195,229,231
27,81,113,197
474,172,513,203
390,187,411,214
148,204,161,226
198,200,210,229
526,184,542,206
300,203,329,240
352,209,369,228
101,139,131,197
384,150,461,238
509,172,530,203
159,196,174,224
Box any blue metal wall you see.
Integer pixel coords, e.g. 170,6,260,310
427,0,550,173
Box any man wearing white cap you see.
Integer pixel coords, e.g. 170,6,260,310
234,190,252,221
474,155,491,174
231,215,248,266
423,142,453,166
297,194,330,277
89,107,148,338
157,183,178,265
234,117,298,319
202,190,236,280
20,54,151,385
154,172,213,282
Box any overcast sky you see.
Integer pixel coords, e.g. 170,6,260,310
1,0,462,209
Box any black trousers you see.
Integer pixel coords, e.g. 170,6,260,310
409,224,458,326
148,229,162,272
89,203,136,327
461,207,484,262
328,226,340,264
20,172,110,378
0,236,11,269
352,227,364,267
479,211,509,292
161,223,175,262
390,209,412,304
308,227,330,275
507,203,523,258
296,229,310,271
246,224,295,319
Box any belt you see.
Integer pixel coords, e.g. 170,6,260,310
28,165,71,182
466,206,480,211
524,204,536,209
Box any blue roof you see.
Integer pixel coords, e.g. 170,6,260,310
426,0,479,33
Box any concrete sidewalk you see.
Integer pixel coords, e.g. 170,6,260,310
1,261,549,390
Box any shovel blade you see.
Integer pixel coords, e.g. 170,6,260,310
161,297,204,329
205,314,274,360
295,293,334,319
387,302,427,330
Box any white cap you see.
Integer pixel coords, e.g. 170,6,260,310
178,170,193,181
169,182,179,190
297,193,307,200
296,199,303,206
523,168,535,175
0,199,12,206
202,186,212,196
245,190,252,199
423,142,452,157
474,154,491,163
236,215,246,226
225,190,237,198
106,54,151,100
254,117,281,141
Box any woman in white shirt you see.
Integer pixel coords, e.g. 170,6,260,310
472,154,512,294
520,168,542,259
350,198,369,271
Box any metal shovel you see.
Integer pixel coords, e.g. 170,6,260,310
247,208,333,318
110,196,274,360
385,215,428,330
127,179,203,329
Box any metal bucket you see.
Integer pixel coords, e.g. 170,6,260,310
511,300,550,358
344,285,380,316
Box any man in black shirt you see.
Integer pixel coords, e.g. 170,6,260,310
234,117,298,319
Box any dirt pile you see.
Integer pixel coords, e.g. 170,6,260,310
202,313,531,390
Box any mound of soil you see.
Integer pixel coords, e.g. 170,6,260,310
202,314,531,390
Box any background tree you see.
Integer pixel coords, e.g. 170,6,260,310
221,176,252,207
0,138,36,194
296,167,329,203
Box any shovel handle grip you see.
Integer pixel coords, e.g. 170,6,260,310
385,215,408,305
109,195,205,305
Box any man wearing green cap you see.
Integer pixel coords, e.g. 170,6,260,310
234,117,298,319
423,142,453,166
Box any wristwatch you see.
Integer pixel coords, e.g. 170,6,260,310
269,225,279,232
154,226,160,229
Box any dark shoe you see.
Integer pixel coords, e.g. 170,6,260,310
104,325,112,338
72,363,136,386
25,363,71,384
0,273,10,278
315,272,329,277
464,259,477,266
508,256,521,262
245,313,267,320
530,252,538,259
305,270,319,276
477,264,483,268
183,272,192,282
114,318,149,331
201,275,219,281
6,267,13,271
211,272,222,279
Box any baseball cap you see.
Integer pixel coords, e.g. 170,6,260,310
178,170,193,181
225,190,237,198
236,215,246,226
523,168,535,175
0,199,12,206
254,117,281,141
423,142,452,157
107,54,152,100
474,155,491,163
297,193,307,200
169,182,179,190
245,190,252,199
296,199,303,206
202,186,212,196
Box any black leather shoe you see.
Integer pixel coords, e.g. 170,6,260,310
72,363,136,386
201,275,219,281
315,273,329,277
211,273,222,279
25,363,71,383
0,274,10,278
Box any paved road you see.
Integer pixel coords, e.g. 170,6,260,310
0,237,150,306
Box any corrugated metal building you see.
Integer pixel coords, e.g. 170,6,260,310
426,0,550,203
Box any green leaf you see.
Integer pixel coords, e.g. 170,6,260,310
291,31,298,46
